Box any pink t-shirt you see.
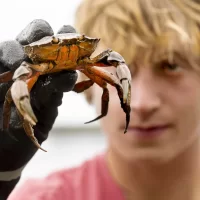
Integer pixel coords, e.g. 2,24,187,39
8,154,125,200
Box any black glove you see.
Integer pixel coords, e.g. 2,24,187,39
0,19,78,199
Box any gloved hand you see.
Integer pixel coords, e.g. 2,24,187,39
0,19,78,199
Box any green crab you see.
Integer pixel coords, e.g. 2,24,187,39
0,33,131,151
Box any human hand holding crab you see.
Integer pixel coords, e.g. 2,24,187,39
0,19,82,198
0,19,131,198
0,20,131,152
0,20,78,185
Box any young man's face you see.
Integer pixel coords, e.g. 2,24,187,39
92,48,200,163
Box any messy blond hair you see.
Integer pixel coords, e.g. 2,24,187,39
75,0,200,103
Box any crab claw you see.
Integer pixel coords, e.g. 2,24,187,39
11,80,37,126
116,63,131,104
116,63,131,133
107,51,131,133
107,51,131,103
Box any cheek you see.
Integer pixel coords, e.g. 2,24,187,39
162,83,200,161
175,86,200,135
163,75,200,146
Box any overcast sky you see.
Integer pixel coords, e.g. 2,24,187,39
0,0,98,127
0,0,82,41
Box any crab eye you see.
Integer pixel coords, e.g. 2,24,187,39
52,36,59,44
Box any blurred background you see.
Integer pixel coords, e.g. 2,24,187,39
0,0,107,186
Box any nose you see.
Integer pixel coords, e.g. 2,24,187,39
130,75,161,120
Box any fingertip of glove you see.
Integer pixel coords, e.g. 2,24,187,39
16,19,54,45
0,40,26,70
57,25,77,34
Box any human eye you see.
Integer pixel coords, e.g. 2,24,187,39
158,60,182,76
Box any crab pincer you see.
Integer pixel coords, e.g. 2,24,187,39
11,62,37,126
11,80,37,126
5,61,47,152
115,63,131,133
106,51,131,133
78,50,131,133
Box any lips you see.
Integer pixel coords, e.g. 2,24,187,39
125,124,171,138
133,125,169,130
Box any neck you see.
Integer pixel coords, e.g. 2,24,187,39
106,140,200,200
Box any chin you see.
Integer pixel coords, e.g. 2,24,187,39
121,146,180,165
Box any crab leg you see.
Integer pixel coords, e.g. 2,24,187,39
0,60,50,84
72,79,94,93
0,71,14,83
78,50,131,133
79,49,131,104
11,78,38,126
83,66,130,133
85,83,109,123
10,61,51,126
2,80,46,151
22,116,47,152
15,105,47,152
74,71,110,123
3,61,49,151
3,62,37,130
3,73,40,130
2,61,51,129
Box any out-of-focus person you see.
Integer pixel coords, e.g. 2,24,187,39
7,0,200,199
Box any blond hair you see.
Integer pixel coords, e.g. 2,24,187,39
75,0,200,103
